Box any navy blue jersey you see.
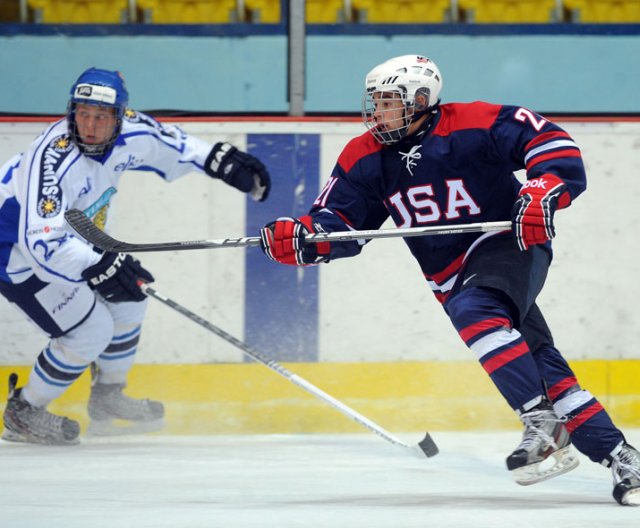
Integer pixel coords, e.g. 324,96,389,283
309,101,586,302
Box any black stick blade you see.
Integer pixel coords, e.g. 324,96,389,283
64,209,120,252
418,433,439,457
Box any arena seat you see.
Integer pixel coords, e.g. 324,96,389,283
244,1,351,24
137,0,239,23
564,0,640,22
28,0,131,23
306,0,349,23
458,0,562,23
244,0,279,22
351,0,454,23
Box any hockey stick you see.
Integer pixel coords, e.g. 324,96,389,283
64,208,511,253
140,282,438,458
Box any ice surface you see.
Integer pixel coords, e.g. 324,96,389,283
1,430,638,528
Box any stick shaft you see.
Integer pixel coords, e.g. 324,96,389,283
65,208,510,253
141,284,423,453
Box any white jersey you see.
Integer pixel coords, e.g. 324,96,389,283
0,110,213,285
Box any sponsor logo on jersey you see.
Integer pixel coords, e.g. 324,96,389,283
37,135,74,218
27,224,65,236
114,154,144,173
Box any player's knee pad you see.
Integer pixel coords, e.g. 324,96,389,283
51,300,115,365
445,286,513,333
104,297,148,328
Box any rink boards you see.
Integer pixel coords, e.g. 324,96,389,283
1,119,640,434
0,359,638,434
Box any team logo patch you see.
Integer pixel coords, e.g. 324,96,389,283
38,195,62,218
51,135,74,154
399,144,422,176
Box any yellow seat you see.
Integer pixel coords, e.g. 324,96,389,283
28,0,130,23
244,0,279,23
352,0,454,23
459,0,561,23
306,0,348,23
137,0,238,23
564,0,640,22
245,0,351,24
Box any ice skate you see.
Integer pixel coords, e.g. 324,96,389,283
506,400,579,485
610,442,640,506
2,373,80,445
87,380,165,436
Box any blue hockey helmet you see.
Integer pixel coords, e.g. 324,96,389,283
67,67,129,156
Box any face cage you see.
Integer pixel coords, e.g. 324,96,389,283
362,90,415,145
68,103,123,157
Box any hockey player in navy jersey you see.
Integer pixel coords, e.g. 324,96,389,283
0,67,271,445
260,54,639,505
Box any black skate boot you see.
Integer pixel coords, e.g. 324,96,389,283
609,442,640,506
87,366,164,436
506,399,579,485
2,373,80,445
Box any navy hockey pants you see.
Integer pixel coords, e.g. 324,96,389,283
443,235,624,463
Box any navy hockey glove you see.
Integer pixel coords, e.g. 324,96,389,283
511,173,571,251
205,142,271,202
260,216,330,266
82,252,154,303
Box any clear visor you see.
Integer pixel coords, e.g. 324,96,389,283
362,90,414,145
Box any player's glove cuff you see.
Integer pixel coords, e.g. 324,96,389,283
511,173,570,251
260,216,330,266
205,142,271,202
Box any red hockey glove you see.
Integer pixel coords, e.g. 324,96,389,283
511,173,571,251
260,216,330,266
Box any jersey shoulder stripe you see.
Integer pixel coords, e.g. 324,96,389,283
337,130,382,173
433,101,502,137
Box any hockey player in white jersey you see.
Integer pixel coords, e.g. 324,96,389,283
0,67,271,445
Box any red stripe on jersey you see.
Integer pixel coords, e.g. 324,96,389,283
332,208,354,228
433,291,447,304
459,317,512,343
525,130,571,151
337,130,383,173
433,102,502,137
565,402,604,433
525,149,581,170
547,376,579,400
482,341,529,375
426,252,466,285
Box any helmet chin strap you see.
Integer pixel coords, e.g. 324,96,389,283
409,100,440,130
410,98,440,123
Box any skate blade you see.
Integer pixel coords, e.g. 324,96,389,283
86,418,165,437
621,487,640,506
512,445,580,486
2,427,80,446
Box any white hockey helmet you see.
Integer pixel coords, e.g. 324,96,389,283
362,54,443,145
